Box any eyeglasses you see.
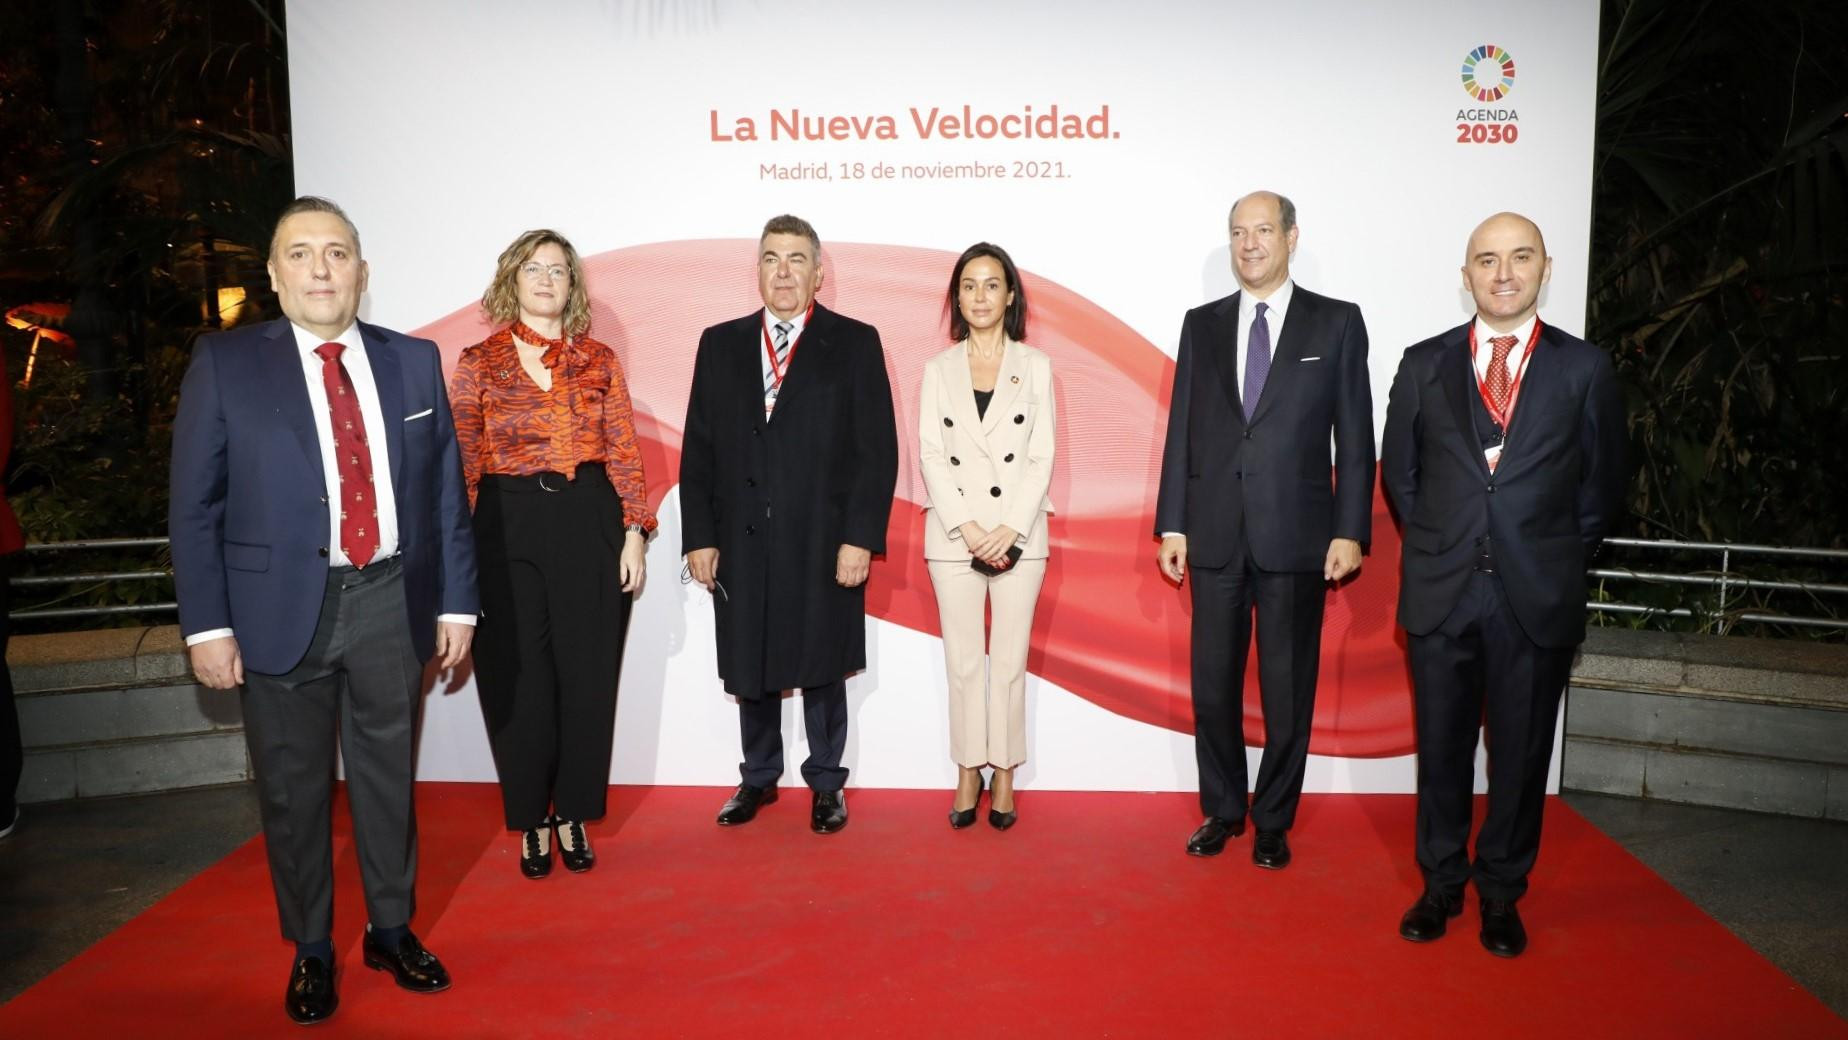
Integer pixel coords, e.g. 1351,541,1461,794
519,262,570,282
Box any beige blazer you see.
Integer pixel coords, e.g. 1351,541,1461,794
917,339,1056,561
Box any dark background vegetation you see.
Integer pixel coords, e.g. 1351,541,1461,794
0,0,1841,633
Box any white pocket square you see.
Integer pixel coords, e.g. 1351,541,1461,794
404,408,434,422
1299,356,1323,362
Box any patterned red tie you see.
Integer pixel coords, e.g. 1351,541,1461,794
313,342,379,568
1486,335,1518,416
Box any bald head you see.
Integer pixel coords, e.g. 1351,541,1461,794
1465,212,1546,264
1461,211,1552,332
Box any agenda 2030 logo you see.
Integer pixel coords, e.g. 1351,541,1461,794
1457,44,1519,144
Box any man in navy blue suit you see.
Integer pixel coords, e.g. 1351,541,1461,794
1382,212,1626,958
169,197,478,1025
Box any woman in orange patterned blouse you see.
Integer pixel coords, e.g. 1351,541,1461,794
449,229,655,879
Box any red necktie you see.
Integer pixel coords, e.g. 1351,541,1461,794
1486,335,1517,416
313,342,379,568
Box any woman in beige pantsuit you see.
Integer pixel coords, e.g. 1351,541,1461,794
917,243,1056,830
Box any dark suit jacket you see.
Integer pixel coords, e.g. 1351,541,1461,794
1380,320,1627,648
679,303,898,697
1155,285,1375,570
169,318,479,675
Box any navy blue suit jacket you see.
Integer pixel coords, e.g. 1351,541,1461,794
1380,321,1627,648
1154,286,1375,570
169,318,479,675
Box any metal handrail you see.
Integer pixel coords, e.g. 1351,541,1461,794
1589,538,1846,634
11,537,177,622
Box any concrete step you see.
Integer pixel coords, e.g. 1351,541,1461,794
21,730,252,803
1563,628,1848,821
18,681,242,748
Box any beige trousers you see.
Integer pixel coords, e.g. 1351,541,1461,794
926,557,1047,769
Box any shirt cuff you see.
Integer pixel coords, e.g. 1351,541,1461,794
437,613,478,627
1160,531,1184,539
185,628,235,647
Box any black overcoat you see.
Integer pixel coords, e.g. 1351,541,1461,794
679,303,898,698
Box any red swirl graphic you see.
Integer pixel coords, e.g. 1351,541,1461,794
414,241,1412,756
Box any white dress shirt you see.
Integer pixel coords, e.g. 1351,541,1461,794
185,321,472,648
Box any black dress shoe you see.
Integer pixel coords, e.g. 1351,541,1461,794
1479,898,1528,957
717,783,777,826
1185,816,1245,857
949,773,984,829
1251,830,1291,870
988,807,1018,831
519,826,552,880
1398,891,1462,942
811,789,848,834
285,955,338,1025
362,931,451,993
553,818,594,873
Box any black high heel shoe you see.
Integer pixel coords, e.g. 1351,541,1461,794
988,771,1017,830
520,825,552,879
949,771,985,829
553,817,595,873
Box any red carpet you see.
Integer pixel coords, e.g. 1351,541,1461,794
1,786,1840,1039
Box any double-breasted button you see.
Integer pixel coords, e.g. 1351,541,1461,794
950,456,960,466
990,486,1002,497
1003,453,1014,463
944,417,954,427
1013,414,1025,424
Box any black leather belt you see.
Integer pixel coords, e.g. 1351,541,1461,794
481,462,608,494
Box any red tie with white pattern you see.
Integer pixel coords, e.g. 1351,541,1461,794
313,342,379,568
1486,335,1518,416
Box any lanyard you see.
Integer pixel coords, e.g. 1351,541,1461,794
762,302,814,391
1468,318,1543,430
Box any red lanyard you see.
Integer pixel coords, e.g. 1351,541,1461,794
762,302,814,390
1468,318,1543,429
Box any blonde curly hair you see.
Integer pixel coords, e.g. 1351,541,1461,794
480,229,592,336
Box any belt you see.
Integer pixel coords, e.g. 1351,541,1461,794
481,462,608,494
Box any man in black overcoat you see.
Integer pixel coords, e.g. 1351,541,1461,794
680,214,898,834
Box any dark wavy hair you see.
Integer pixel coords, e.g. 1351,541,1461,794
944,242,1028,343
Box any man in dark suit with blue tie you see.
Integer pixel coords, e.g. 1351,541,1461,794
1155,191,1375,869
1382,212,1626,957
170,197,478,1024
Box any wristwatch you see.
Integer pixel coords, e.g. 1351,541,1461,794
625,524,648,537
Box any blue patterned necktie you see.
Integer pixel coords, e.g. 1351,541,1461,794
1243,301,1271,420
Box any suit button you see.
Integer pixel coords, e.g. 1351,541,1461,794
318,547,329,557
745,524,756,535
990,486,1002,497
957,488,964,496
319,495,329,504
1004,453,1014,463
950,457,960,466
745,477,756,487
752,426,762,437
1243,431,1253,440
1486,485,1496,494
944,417,954,427
1013,414,1025,424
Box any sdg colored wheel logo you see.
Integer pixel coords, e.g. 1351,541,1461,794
1461,45,1516,102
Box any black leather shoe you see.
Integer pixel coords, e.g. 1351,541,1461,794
285,955,337,1025
811,789,848,834
553,818,594,873
988,807,1018,831
1479,898,1528,958
949,773,984,829
519,826,552,880
1185,816,1245,857
362,931,451,993
717,784,777,826
1251,830,1291,869
1398,891,1462,942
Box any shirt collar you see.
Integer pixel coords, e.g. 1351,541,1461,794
762,305,810,341
1240,278,1295,321
1472,314,1538,355
289,320,364,358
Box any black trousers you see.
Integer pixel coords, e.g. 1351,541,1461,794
737,679,848,792
1409,570,1574,902
1187,536,1325,831
1,555,18,820
241,557,423,944
472,466,633,831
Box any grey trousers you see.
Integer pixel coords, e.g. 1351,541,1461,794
240,557,424,943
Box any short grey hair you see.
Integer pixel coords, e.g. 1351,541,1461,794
270,196,362,259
